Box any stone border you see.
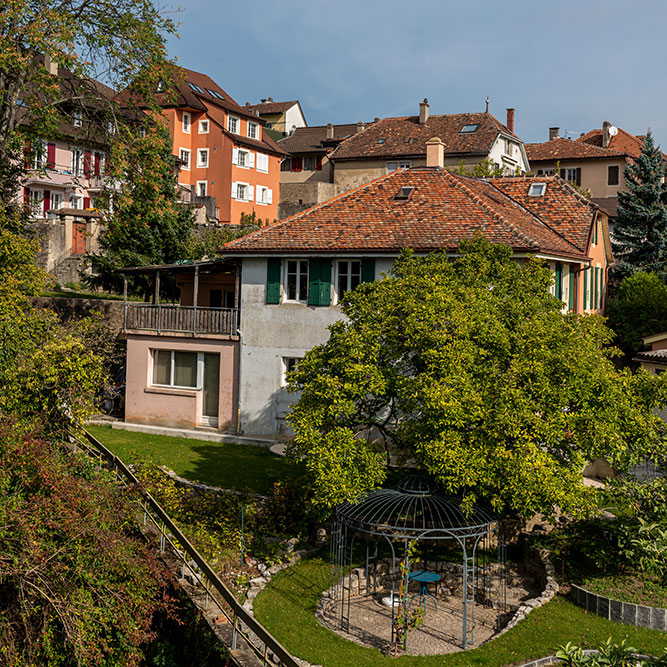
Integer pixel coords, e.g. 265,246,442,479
570,584,667,631
519,649,654,666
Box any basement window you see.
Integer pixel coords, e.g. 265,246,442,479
460,124,479,133
528,183,547,197
395,186,415,200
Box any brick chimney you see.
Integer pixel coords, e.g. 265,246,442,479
326,123,334,139
43,53,58,76
356,121,366,133
419,98,429,125
549,127,560,141
602,120,611,148
506,108,515,134
426,137,445,168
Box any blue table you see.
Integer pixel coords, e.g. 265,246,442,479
408,570,441,611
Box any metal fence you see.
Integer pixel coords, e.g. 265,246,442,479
75,429,299,667
125,304,239,336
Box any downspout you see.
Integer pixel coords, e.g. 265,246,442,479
236,328,242,433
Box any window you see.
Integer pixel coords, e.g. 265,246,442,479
536,168,555,176
29,190,43,215
71,148,83,176
197,148,209,168
608,165,620,186
237,150,247,167
107,121,116,135
281,157,291,171
395,186,414,200
199,119,209,134
563,168,577,183
152,350,198,388
248,121,258,139
528,182,546,196
505,139,513,156
32,139,46,169
386,160,411,173
303,156,317,171
377,138,386,144
72,109,83,127
182,112,191,134
206,88,224,100
233,182,253,201
50,192,62,210
285,260,309,302
281,357,301,386
179,148,191,169
228,116,239,134
187,82,204,94
196,181,207,197
156,79,167,93
337,260,361,300
460,124,479,133
256,186,272,205
256,153,269,173
70,194,83,209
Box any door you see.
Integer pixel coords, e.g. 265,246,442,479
72,221,86,254
201,353,220,428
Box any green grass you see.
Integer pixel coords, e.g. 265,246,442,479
582,572,667,607
253,557,667,667
86,425,301,495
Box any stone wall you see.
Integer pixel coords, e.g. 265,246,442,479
278,182,340,220
32,296,126,335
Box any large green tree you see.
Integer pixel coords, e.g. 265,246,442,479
288,239,667,517
612,131,667,279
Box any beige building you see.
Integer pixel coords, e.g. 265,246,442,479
244,99,307,141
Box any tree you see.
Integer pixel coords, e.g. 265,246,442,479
0,0,176,220
612,131,667,279
84,123,195,297
288,238,667,517
606,272,667,363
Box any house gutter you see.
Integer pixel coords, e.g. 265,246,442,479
236,327,243,433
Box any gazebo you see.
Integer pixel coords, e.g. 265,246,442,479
329,475,507,651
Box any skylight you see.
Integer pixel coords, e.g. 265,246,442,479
207,88,224,99
405,137,414,143
188,82,204,93
395,186,414,200
377,138,386,144
460,124,479,133
528,183,547,197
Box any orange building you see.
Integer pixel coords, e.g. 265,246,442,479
153,67,284,225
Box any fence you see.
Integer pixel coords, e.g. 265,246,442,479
125,304,239,336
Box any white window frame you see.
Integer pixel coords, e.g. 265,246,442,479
228,115,239,134
50,192,63,211
237,149,248,168
284,259,309,303
247,121,258,139
29,189,43,216
335,259,362,304
233,181,252,202
196,180,207,197
182,112,191,134
179,148,191,170
198,119,209,134
256,185,272,205
151,349,203,390
386,160,411,173
196,148,209,168
72,109,83,128
256,153,269,173
563,167,578,183
70,194,83,209
528,182,546,197
71,147,83,176
281,356,302,386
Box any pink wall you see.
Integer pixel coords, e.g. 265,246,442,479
125,334,238,431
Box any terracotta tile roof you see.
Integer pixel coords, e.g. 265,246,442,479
577,128,646,158
245,100,299,115
330,112,518,161
278,124,367,154
221,169,588,259
491,176,597,252
526,137,624,162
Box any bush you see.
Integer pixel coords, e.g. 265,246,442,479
556,637,667,665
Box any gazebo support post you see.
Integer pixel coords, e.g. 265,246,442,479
403,537,409,651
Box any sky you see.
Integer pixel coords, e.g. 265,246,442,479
164,0,667,147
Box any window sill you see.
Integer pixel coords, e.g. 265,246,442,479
145,386,198,397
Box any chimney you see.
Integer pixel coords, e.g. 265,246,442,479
43,53,58,76
268,97,274,102
356,121,366,133
506,108,515,134
419,98,429,125
425,136,445,168
374,117,380,123
326,123,334,139
549,127,560,141
602,120,611,148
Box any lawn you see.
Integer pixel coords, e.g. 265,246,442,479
253,557,667,667
86,425,301,495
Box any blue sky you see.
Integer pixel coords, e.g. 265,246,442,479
166,0,667,146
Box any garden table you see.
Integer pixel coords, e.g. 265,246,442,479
408,570,441,611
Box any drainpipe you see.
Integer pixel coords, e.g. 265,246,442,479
123,275,128,331
236,328,242,433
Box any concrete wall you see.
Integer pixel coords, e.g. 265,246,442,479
238,256,393,436
125,334,238,431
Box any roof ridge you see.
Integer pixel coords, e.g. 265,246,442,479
441,171,540,249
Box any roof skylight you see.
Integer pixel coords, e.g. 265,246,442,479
405,137,414,143
395,186,415,200
207,88,224,99
188,82,204,93
528,183,547,197
460,124,479,133
377,138,386,144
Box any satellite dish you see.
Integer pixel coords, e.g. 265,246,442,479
609,126,618,136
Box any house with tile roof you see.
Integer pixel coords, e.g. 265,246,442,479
328,100,529,192
130,66,286,225
243,99,307,141
117,139,611,437
526,122,663,219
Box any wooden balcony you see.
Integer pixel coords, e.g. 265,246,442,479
124,304,239,337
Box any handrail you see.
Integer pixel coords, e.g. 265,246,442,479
77,428,299,667
124,304,239,336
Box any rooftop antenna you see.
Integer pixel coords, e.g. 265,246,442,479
485,96,490,113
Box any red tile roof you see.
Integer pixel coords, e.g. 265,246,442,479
577,127,645,158
330,112,518,161
245,100,300,115
222,169,591,259
526,137,624,162
278,123,369,154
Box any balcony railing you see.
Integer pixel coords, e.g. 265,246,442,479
125,304,239,336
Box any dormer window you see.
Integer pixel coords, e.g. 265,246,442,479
528,183,547,197
72,109,83,128
460,124,479,133
395,186,415,200
156,79,167,93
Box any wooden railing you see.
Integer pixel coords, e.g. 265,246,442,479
125,304,239,336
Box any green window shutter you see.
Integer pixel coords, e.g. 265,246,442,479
555,262,563,301
584,268,589,311
307,259,332,307
361,258,375,283
266,258,281,304
594,267,599,310
568,267,575,311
